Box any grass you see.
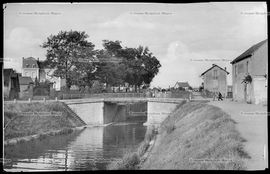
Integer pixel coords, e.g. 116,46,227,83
107,151,141,170
4,102,83,140
141,101,250,170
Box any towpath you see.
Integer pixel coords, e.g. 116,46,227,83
208,100,268,170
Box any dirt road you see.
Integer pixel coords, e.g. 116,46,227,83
209,100,268,170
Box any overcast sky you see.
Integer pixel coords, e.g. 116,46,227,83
4,2,267,88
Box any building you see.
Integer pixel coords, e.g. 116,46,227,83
22,57,66,91
18,76,34,99
230,39,268,104
19,76,33,92
4,68,20,99
200,64,229,97
174,82,191,91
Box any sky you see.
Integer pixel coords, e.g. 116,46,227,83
3,2,267,88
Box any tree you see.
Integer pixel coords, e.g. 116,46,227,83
94,47,125,88
41,30,95,90
121,46,161,91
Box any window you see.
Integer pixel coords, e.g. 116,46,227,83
213,69,218,79
32,64,36,68
25,72,29,76
26,64,29,68
234,65,237,77
32,72,36,78
246,61,249,73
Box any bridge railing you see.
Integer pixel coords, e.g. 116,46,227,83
61,92,148,99
60,91,192,100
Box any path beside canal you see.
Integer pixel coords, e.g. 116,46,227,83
208,101,268,170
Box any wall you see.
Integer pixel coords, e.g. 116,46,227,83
232,58,252,102
103,102,119,124
145,101,179,125
68,102,104,125
253,77,267,104
22,68,39,81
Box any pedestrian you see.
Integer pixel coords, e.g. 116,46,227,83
218,92,223,101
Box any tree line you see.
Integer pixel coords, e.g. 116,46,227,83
41,30,161,92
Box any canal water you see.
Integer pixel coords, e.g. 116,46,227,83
4,123,147,171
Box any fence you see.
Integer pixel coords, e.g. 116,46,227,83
59,91,192,100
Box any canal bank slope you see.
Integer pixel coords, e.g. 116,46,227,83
4,102,86,142
141,101,250,170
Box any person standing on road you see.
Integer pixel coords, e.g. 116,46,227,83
218,92,223,101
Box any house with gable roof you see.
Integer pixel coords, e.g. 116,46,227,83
200,64,229,98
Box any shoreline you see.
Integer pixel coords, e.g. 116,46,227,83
4,126,87,147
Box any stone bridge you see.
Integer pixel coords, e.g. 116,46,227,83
62,98,187,126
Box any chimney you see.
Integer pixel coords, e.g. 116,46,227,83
212,64,215,67
224,67,227,71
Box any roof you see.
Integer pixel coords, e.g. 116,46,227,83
19,76,33,85
174,82,190,88
22,57,39,68
231,39,267,64
200,64,229,76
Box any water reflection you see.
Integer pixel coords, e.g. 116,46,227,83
4,123,146,171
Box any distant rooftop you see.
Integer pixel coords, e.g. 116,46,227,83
174,81,190,88
200,64,229,76
22,57,39,68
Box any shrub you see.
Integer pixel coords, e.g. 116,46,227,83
138,141,150,157
107,152,140,170
145,126,156,142
165,124,175,134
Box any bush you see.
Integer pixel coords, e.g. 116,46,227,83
165,124,175,134
138,141,150,157
145,126,156,142
107,152,140,170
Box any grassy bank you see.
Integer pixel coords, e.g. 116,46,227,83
141,101,250,170
4,102,85,140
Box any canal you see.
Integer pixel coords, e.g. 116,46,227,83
4,123,147,171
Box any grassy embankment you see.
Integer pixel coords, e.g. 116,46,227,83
108,101,251,170
4,102,85,142
142,101,250,170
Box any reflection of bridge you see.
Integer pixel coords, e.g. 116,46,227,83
63,98,187,126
